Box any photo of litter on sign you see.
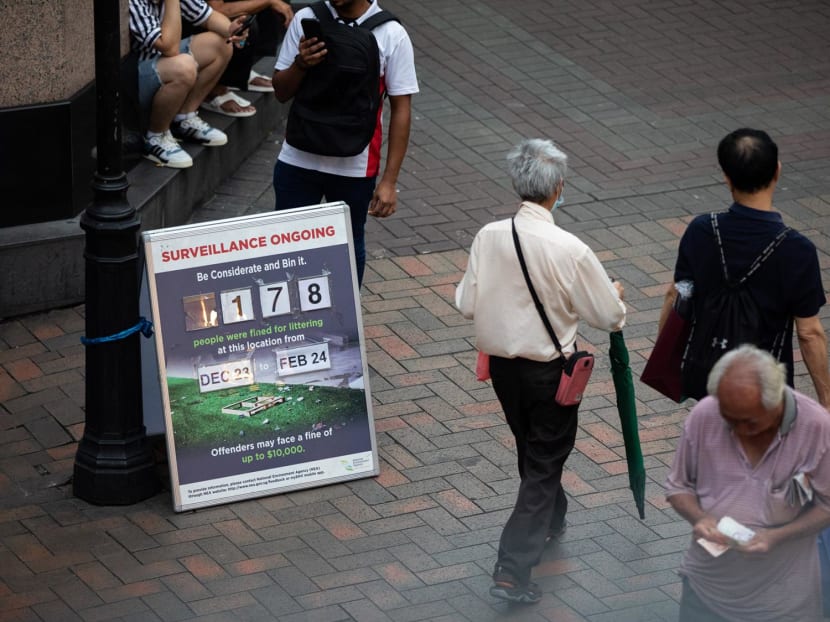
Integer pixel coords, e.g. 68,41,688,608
142,204,378,511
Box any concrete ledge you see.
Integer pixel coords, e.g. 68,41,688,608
0,72,285,319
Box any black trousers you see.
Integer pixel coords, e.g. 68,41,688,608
489,355,579,585
679,578,731,622
182,11,285,90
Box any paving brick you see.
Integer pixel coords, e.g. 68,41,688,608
153,524,219,546
400,578,472,606
249,583,303,617
187,592,259,617
372,496,436,520
431,490,481,518
270,500,339,524
179,554,229,582
346,479,397,505
3,359,42,383
2,387,66,415
379,444,421,471
72,561,122,592
30,600,83,622
385,370,446,389
266,567,319,597
212,519,263,548
203,572,274,597
97,578,166,604
0,369,26,403
134,542,200,565
141,591,196,622
227,553,291,577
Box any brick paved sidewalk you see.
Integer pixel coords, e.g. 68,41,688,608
3,0,830,620
1,250,693,622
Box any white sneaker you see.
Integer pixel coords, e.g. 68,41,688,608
143,131,193,168
171,114,228,146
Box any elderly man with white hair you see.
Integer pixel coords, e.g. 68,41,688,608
666,344,830,621
456,138,626,604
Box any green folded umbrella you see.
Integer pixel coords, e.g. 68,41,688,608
609,330,646,519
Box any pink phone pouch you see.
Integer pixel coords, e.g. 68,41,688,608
555,351,594,406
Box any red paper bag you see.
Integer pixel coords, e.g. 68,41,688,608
641,307,691,402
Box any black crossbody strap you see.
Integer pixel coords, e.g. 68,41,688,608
310,1,333,22
360,10,398,30
710,212,790,284
511,217,564,356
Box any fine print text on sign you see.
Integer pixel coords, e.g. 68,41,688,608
142,204,379,511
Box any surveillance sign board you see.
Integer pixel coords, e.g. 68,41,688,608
142,203,378,512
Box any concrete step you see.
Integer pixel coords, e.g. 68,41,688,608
0,62,286,319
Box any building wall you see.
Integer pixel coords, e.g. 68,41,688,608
0,0,129,108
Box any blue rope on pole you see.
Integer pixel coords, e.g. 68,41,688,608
81,317,154,345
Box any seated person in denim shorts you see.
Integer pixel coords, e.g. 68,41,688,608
129,0,249,168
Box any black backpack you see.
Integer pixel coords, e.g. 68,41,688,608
681,213,790,400
285,2,399,157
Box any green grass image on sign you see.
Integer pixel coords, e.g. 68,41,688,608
167,377,366,448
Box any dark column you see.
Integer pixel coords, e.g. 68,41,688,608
73,0,160,504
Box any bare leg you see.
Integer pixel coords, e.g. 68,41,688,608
147,54,198,133
182,32,233,114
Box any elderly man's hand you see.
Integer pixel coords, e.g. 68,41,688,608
736,528,779,554
692,516,731,546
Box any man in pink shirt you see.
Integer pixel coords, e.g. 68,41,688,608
666,345,830,621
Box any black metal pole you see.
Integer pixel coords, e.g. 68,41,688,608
74,0,159,504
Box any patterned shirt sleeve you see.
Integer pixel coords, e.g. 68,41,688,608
181,0,212,27
129,0,162,54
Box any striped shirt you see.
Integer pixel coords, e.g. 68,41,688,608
665,389,830,621
129,0,212,61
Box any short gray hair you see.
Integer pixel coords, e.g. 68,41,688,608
706,345,786,409
506,139,568,203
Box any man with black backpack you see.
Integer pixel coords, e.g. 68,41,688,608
658,128,830,407
271,0,418,286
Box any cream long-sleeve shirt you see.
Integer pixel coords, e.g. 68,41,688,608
455,201,626,361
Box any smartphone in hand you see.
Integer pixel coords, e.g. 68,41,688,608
301,18,323,42
233,13,256,37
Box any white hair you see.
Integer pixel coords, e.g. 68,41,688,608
506,139,568,203
706,345,786,409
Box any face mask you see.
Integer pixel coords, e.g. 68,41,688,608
553,192,564,211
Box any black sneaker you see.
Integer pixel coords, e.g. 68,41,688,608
545,520,567,545
490,569,542,604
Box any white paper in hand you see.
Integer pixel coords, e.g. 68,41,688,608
716,516,755,545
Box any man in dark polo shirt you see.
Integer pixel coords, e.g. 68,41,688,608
658,128,830,407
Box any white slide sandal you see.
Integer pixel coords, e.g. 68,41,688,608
200,92,256,118
247,70,275,93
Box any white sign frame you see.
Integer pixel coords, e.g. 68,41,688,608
142,203,378,511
